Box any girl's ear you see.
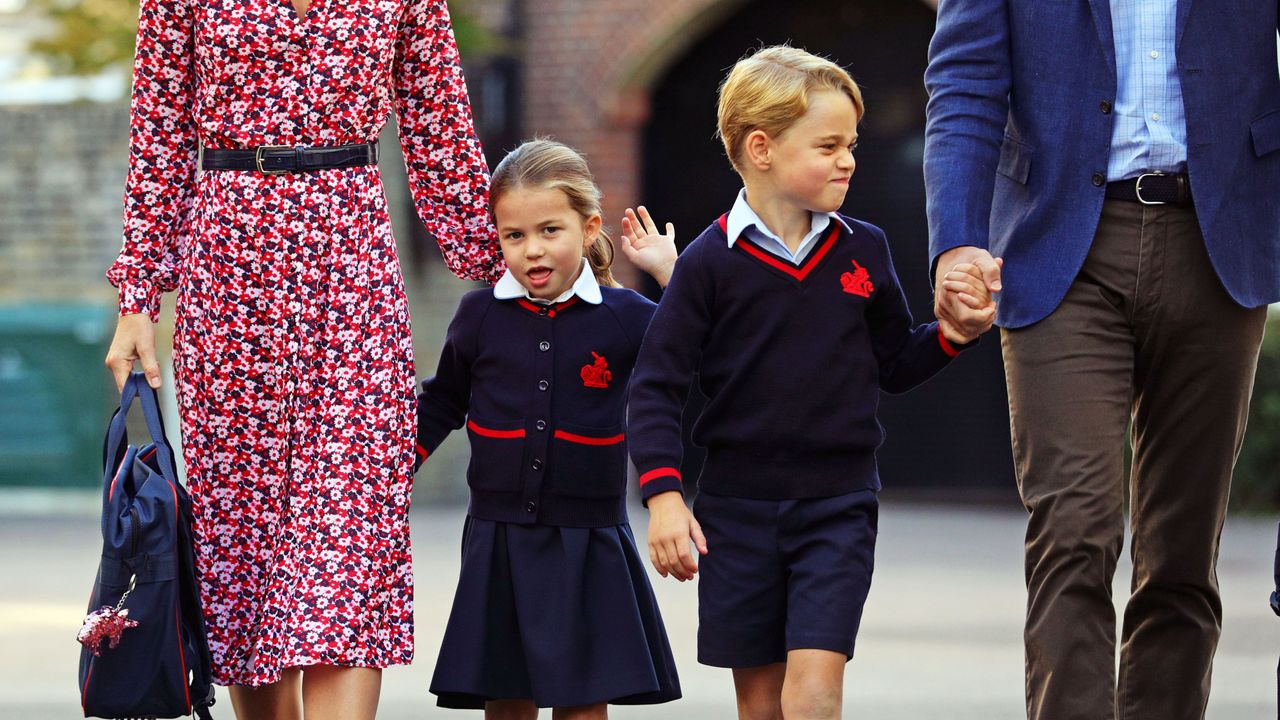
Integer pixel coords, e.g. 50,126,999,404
744,129,773,172
583,214,602,248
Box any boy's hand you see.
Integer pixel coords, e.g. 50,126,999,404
646,490,708,581
620,206,677,288
939,261,999,342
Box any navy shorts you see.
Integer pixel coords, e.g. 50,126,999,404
693,488,878,668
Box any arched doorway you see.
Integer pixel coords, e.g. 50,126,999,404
640,0,1017,498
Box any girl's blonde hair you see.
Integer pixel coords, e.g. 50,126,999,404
489,139,621,288
717,45,864,174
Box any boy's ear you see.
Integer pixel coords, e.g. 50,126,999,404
743,129,773,172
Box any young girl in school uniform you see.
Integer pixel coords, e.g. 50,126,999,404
415,139,682,719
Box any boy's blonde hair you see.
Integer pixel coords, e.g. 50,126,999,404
717,45,864,174
489,138,621,289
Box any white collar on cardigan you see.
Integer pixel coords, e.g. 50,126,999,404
493,258,602,305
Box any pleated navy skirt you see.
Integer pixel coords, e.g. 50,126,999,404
429,516,682,709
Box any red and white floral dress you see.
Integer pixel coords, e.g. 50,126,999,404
106,0,502,686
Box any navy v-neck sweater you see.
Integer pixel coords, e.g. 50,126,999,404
417,286,656,527
628,214,974,502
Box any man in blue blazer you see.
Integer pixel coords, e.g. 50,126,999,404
924,2,1280,718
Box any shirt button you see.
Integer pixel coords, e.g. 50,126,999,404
1150,50,1159,59
1092,172,1105,187
525,501,537,513
1099,100,1112,114
531,458,543,471
1151,113,1160,122
538,380,549,391
535,420,547,431
539,341,550,352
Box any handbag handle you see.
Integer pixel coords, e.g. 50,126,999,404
102,372,179,485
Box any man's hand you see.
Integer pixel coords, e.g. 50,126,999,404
934,246,1002,341
646,490,708,581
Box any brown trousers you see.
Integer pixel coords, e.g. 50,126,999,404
1001,200,1267,720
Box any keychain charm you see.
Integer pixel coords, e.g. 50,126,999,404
77,575,139,657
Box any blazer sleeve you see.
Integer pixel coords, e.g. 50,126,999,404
106,0,198,321
922,0,1014,276
392,0,504,284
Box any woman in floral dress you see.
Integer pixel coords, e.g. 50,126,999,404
102,0,501,716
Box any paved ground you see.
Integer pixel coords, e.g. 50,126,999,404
2,497,1277,719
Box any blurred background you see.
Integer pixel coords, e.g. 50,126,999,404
0,0,1277,717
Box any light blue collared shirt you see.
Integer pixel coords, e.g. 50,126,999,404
725,188,851,264
493,258,602,305
1106,0,1189,181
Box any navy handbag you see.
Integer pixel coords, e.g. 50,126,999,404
78,372,215,719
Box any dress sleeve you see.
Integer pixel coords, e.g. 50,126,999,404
392,0,504,283
106,0,199,322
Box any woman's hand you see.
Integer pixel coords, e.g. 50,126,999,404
620,206,677,288
646,490,708,581
105,313,162,391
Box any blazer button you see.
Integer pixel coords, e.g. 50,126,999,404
1100,100,1112,114
531,458,543,471
525,501,537,513
535,419,547,431
539,341,551,352
1092,172,1105,187
538,379,550,391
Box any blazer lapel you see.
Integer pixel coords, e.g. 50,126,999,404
1088,0,1116,77
1175,0,1194,50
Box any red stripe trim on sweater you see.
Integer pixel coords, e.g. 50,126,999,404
515,296,581,316
937,328,960,358
414,443,429,459
639,467,682,486
720,213,842,281
467,419,526,439
553,430,625,446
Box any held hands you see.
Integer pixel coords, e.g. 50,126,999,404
646,490,708,581
619,206,677,288
934,246,1002,343
105,313,162,392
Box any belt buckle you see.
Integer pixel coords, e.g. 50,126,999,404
1134,172,1166,206
255,145,293,176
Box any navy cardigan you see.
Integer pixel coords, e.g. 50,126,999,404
417,286,656,527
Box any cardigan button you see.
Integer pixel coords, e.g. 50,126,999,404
524,501,537,513
535,419,547,431
531,458,543,471
1092,172,1105,187
539,341,550,352
1099,100,1112,114
537,380,550,391
538,307,549,316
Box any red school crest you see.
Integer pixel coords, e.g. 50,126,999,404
840,259,875,298
580,352,613,389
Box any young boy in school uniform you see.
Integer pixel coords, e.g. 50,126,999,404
628,46,996,720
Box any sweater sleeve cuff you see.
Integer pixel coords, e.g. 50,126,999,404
937,326,980,358
412,443,429,474
638,467,684,504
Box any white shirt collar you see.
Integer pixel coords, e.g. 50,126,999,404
493,258,602,305
724,187,852,251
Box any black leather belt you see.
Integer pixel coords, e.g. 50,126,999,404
201,142,378,175
1105,171,1192,207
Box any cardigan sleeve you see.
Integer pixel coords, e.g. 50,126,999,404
416,293,484,471
106,0,198,321
392,0,504,283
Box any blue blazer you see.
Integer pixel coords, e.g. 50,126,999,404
924,0,1280,328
